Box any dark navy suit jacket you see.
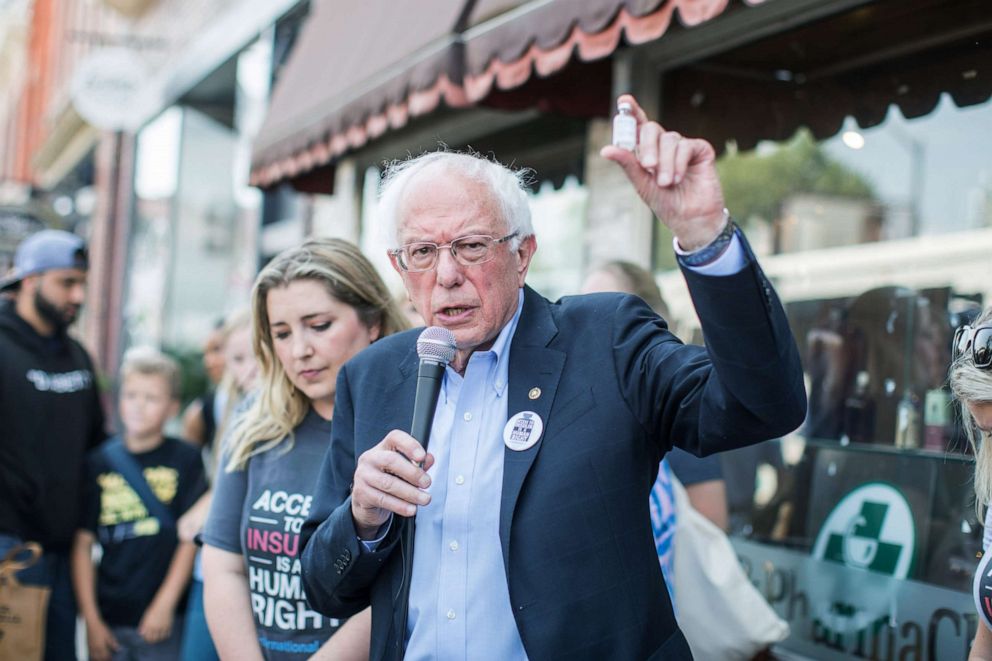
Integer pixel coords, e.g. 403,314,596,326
300,250,806,661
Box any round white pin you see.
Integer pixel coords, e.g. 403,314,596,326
503,411,544,451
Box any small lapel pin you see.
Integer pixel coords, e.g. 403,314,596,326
528,387,541,400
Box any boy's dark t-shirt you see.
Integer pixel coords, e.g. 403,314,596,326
202,409,341,660
81,436,207,627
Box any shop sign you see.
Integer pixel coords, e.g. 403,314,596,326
70,48,149,131
733,537,975,660
811,482,915,579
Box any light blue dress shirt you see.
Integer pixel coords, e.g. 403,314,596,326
404,288,526,661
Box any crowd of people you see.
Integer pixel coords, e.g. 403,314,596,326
1,93,989,661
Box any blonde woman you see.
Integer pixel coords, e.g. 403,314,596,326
950,309,992,661
202,238,408,660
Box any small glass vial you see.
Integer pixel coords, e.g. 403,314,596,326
612,101,637,151
894,389,920,449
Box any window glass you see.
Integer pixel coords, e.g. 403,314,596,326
676,96,992,593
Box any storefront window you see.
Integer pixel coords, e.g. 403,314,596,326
655,96,992,658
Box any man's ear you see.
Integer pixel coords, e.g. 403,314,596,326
20,273,39,292
15,274,40,302
515,235,537,287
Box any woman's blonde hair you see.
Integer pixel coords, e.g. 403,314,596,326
211,308,253,448
949,306,992,513
226,238,409,470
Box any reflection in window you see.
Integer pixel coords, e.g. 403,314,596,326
672,98,992,587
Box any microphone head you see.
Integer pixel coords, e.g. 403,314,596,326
416,326,457,365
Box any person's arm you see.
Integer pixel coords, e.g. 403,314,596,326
685,480,729,531
70,530,119,661
181,399,207,447
177,490,212,544
201,444,261,658
202,545,264,661
81,350,107,450
668,448,728,530
310,607,372,661
971,622,992,660
88,382,107,450
137,541,197,643
602,93,805,457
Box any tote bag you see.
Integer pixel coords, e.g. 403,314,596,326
672,478,789,660
0,542,50,661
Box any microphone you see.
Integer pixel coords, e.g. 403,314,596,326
410,327,457,449
396,327,457,645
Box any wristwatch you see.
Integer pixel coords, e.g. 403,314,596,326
677,210,737,268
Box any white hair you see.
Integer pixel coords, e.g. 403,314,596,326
377,150,534,249
949,306,992,515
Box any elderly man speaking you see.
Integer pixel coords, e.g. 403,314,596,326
300,95,806,661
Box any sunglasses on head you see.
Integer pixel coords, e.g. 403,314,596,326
953,325,992,368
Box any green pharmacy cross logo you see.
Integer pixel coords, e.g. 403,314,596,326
812,482,915,580
823,501,902,575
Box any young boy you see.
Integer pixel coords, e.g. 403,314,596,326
71,347,206,661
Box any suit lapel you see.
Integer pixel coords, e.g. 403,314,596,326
499,287,564,569
383,345,418,441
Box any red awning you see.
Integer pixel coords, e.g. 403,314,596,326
250,0,992,188
249,0,756,188
462,0,764,103
250,0,469,188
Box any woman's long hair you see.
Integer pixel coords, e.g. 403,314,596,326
949,306,992,513
226,238,409,470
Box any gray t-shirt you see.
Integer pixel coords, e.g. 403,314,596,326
203,409,341,660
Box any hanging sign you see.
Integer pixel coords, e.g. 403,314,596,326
70,48,149,131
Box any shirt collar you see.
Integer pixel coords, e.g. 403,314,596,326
488,288,524,398
442,288,523,401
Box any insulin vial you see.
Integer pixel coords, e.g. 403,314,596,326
612,102,637,151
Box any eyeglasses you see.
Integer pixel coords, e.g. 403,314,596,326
389,232,518,273
953,325,992,368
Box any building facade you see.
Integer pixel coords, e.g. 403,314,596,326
247,1,992,657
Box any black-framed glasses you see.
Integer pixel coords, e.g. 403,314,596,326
953,325,992,368
389,232,518,272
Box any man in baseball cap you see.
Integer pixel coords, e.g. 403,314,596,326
1,229,90,332
0,228,106,660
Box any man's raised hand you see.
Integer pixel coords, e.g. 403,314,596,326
601,93,728,251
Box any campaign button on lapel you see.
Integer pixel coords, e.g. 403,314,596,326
503,411,544,451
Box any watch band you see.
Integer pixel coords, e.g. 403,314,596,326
677,211,736,268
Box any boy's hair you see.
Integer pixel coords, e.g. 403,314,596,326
120,346,181,400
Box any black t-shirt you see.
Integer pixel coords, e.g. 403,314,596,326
81,437,207,627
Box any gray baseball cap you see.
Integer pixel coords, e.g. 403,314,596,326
0,229,89,291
